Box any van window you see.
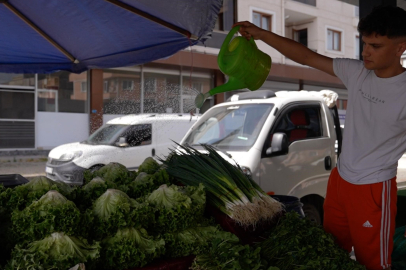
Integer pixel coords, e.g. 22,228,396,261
86,124,128,145
119,124,152,147
272,106,322,144
183,104,273,151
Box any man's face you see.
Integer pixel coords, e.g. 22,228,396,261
361,33,405,72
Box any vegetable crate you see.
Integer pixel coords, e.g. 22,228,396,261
0,174,29,188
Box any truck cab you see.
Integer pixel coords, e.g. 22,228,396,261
180,90,342,224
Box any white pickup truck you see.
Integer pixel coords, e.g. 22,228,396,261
180,89,343,225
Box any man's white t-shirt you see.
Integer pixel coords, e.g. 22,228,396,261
334,58,406,184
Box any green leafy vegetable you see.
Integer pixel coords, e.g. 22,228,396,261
159,143,283,227
11,190,82,243
191,230,265,270
5,232,100,270
163,224,221,258
138,157,161,174
99,227,165,270
73,177,113,211
259,212,366,270
5,176,74,211
144,184,206,233
126,169,172,199
91,189,153,240
84,163,136,187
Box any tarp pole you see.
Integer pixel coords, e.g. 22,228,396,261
0,0,77,63
106,0,198,40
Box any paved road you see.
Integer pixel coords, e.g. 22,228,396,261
1,154,406,189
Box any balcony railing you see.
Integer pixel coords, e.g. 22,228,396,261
291,0,316,6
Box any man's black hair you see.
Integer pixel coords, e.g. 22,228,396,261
358,5,406,38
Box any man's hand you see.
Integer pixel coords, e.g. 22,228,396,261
231,20,335,77
233,21,265,41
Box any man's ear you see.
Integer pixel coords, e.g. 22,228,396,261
397,40,406,57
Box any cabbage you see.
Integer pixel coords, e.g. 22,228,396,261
94,162,134,186
138,157,160,174
90,189,154,240
5,232,100,270
11,190,82,243
100,227,164,270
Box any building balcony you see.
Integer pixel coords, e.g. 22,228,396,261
291,0,316,6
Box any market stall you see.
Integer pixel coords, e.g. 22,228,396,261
0,144,367,270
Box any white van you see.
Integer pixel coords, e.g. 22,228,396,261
46,114,199,185
180,90,342,224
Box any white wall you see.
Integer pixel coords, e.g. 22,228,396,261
36,112,89,149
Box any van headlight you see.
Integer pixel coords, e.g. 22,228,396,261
59,151,83,162
241,166,252,176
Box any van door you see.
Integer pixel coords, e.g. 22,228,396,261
259,103,332,197
112,124,154,170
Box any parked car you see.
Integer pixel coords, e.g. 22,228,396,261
180,89,342,224
46,113,199,185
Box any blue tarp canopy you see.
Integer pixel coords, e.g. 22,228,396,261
0,0,222,73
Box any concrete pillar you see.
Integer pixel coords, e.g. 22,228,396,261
89,69,103,134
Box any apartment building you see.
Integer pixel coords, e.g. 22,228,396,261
0,0,364,150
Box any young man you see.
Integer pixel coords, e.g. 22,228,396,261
234,5,406,270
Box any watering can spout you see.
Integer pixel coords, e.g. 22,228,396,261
209,76,245,96
194,77,245,109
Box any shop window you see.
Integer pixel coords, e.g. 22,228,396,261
327,29,341,51
253,12,271,31
293,29,308,47
144,77,157,93
102,69,141,115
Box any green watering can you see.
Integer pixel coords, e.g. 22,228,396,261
195,25,272,108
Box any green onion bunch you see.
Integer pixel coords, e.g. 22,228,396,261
159,143,283,227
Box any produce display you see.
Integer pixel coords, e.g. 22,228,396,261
0,144,367,270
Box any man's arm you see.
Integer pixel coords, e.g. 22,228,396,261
233,21,335,77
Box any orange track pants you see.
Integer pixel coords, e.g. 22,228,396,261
323,167,397,270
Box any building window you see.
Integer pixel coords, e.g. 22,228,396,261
122,80,134,91
327,29,341,51
253,12,271,31
293,29,308,47
144,77,157,93
355,35,360,59
103,81,108,93
214,0,236,31
81,81,87,92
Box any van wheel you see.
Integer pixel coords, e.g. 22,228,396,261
89,165,104,173
302,203,322,225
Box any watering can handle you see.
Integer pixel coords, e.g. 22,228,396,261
218,26,257,63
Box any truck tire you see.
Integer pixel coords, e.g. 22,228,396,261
303,202,322,225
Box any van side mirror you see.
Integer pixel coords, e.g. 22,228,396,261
115,137,129,147
266,132,288,155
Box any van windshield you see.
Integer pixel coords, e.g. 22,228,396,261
183,104,273,151
84,124,128,145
